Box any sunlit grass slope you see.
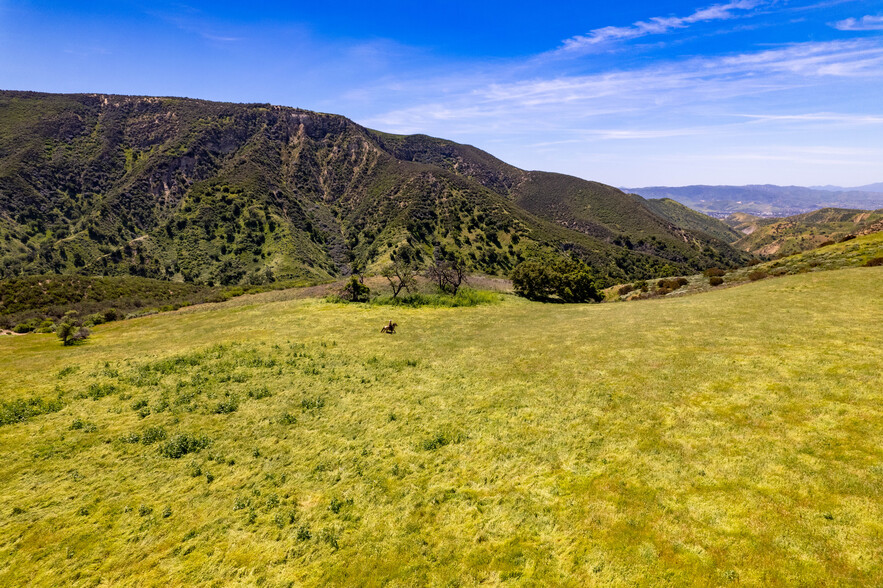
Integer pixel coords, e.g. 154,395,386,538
1,267,882,586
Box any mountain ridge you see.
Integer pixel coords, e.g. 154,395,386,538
0,90,749,287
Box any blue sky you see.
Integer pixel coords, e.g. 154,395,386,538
1,1,882,187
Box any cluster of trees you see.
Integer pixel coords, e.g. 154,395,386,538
338,245,603,305
510,258,602,303
338,245,469,302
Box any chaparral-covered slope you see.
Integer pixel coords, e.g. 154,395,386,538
0,91,749,286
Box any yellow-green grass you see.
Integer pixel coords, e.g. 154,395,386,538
1,267,882,586
610,230,883,301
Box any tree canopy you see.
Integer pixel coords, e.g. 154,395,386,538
511,258,601,303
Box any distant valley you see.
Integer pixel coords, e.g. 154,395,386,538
627,184,883,218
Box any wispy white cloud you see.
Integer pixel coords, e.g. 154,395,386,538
360,39,883,135
350,11,883,185
200,33,243,42
148,7,246,43
716,40,883,76
559,0,765,52
832,15,883,31
738,112,883,124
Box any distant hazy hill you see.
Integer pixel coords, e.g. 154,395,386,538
0,91,748,287
811,182,883,193
626,184,883,217
725,208,883,256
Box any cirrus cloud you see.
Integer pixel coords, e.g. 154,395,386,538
560,0,766,52
832,15,883,31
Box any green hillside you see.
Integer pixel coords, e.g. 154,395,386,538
1,267,880,585
374,132,749,271
645,197,742,243
726,208,883,256
0,91,748,287
0,275,225,331
609,229,883,302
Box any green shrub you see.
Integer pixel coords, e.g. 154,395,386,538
159,433,211,458
141,426,168,445
748,270,768,281
510,261,556,300
120,432,140,443
35,319,55,333
301,397,325,411
657,278,688,291
328,497,352,514
617,284,634,296
324,293,344,304
422,430,463,451
12,318,40,333
704,268,726,277
212,397,239,414
338,277,370,302
56,365,80,378
371,288,498,308
86,383,117,400
70,418,96,432
0,396,63,426
84,313,106,327
511,258,601,303
57,322,90,346
320,527,340,550
248,387,272,400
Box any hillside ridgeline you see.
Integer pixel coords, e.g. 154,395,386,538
725,207,883,256
0,91,749,289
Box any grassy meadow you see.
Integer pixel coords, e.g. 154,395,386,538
1,266,882,586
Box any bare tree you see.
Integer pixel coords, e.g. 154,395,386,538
426,254,468,295
381,260,417,298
